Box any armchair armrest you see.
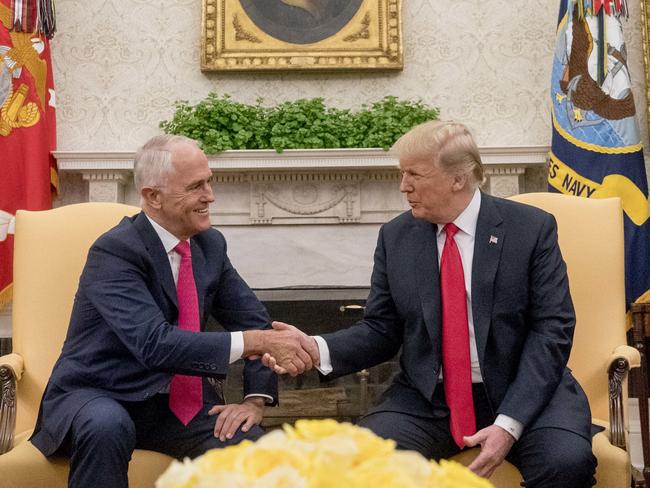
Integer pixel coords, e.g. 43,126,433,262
606,345,638,450
0,353,24,455
609,345,640,369
0,354,24,381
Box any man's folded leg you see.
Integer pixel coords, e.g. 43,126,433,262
359,410,460,460
62,396,137,488
126,394,264,460
508,427,596,488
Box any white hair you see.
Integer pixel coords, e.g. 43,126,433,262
133,134,200,193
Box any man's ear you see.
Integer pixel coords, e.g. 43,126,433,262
141,187,162,209
451,173,468,192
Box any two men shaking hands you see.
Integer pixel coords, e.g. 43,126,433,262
243,321,320,376
32,121,595,488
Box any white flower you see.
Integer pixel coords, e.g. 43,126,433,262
155,457,197,488
155,420,494,488
251,466,308,488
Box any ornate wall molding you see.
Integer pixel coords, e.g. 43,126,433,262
54,146,549,224
55,146,548,171
81,171,130,203
250,173,363,224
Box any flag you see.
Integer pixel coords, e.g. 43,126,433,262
0,0,57,309
549,0,650,307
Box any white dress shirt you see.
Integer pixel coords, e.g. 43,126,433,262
146,215,276,404
145,214,245,365
315,190,523,440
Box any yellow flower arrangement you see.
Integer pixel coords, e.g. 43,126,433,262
155,419,494,488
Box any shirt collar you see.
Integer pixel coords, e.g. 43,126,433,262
436,189,481,238
144,213,181,254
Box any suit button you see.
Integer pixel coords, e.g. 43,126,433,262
210,364,217,370
191,361,199,368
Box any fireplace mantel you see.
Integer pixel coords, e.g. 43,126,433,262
50,146,550,290
55,146,549,225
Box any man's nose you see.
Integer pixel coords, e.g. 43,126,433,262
399,174,411,193
202,182,215,202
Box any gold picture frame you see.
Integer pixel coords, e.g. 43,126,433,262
201,0,403,71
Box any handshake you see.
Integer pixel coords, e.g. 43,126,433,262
243,321,320,376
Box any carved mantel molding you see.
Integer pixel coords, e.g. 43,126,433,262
54,146,549,225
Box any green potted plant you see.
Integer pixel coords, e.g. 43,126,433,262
159,94,439,154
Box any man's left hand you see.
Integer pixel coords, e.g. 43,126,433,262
208,397,265,442
464,425,516,479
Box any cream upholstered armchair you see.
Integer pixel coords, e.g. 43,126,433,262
0,203,174,487
452,192,641,487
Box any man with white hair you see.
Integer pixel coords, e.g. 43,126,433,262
271,120,596,487
30,135,317,488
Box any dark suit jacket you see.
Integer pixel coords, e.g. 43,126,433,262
323,193,591,439
31,212,277,455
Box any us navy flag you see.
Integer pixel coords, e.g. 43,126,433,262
549,0,650,306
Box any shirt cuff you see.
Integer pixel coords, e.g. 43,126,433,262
494,414,523,441
313,336,333,375
230,331,243,364
243,393,275,405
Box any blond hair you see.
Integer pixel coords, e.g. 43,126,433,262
390,121,484,188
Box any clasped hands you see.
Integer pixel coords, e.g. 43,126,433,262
244,321,319,376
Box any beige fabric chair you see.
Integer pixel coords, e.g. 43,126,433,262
450,192,640,487
0,203,174,487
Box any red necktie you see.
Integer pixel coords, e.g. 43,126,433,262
440,223,476,448
169,240,203,425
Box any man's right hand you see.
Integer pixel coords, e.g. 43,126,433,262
243,321,319,376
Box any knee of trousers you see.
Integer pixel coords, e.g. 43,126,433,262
235,424,265,443
527,444,596,486
72,408,136,454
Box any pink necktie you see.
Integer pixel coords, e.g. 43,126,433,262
169,240,203,425
440,223,476,448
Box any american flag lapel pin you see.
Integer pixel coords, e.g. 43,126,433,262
489,235,498,244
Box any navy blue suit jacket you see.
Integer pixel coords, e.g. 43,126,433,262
323,193,591,439
31,212,277,455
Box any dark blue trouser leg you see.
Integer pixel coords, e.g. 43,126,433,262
124,394,264,459
66,397,136,488
359,410,460,460
509,427,596,488
60,394,265,487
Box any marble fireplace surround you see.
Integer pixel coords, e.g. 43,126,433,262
53,146,549,291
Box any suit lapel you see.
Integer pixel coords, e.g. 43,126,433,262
471,193,504,368
413,218,442,343
133,213,178,308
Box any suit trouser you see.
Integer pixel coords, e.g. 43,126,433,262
57,393,264,488
359,383,596,488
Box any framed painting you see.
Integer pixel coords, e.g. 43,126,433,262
201,0,403,71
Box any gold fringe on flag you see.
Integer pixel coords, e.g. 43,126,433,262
577,0,628,18
9,0,55,38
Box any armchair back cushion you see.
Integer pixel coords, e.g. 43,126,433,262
12,203,141,433
509,192,627,423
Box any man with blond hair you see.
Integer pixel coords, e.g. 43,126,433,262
31,135,317,488
271,120,595,487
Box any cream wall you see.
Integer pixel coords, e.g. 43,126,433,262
51,0,649,175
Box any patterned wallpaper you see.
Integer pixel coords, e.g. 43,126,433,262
50,0,650,159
